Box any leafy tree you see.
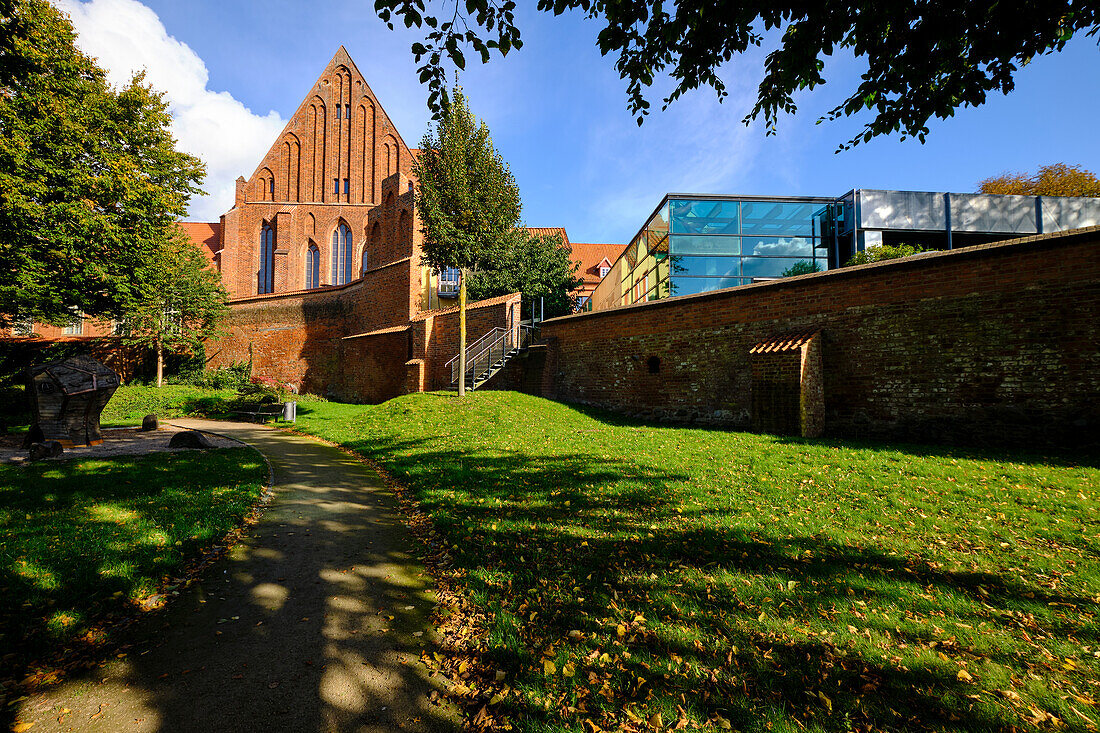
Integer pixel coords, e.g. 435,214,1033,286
846,243,925,266
413,86,518,395
979,163,1100,197
0,0,205,327
780,260,822,277
466,230,582,319
115,231,228,388
374,0,1100,148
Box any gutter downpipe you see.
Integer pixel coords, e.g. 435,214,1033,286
944,193,953,250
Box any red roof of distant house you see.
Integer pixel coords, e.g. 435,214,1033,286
571,242,627,285
178,222,222,265
526,227,570,244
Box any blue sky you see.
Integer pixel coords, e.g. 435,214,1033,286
58,0,1100,244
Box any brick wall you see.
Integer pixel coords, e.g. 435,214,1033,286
534,228,1100,448
340,327,410,403
206,284,353,396
414,293,521,390
207,275,520,401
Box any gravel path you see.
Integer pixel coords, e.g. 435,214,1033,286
0,425,240,465
15,419,460,733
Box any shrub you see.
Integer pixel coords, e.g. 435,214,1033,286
236,377,288,404
846,243,925,266
173,362,251,391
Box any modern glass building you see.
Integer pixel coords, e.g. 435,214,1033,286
588,189,1100,312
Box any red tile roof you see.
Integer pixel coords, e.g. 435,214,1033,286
412,291,521,321
525,227,570,244
571,242,627,285
749,330,820,354
178,222,222,265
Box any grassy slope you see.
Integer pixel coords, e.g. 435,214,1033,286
287,391,1100,733
0,448,267,672
99,384,241,424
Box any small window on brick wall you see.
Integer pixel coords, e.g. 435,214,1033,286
12,315,33,336
62,309,84,336
333,178,339,195
647,356,661,374
269,178,275,199
335,105,341,120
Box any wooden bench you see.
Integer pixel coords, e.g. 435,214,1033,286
233,402,285,424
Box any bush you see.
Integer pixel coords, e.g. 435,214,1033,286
235,377,290,405
846,243,925,266
0,385,30,433
173,362,251,391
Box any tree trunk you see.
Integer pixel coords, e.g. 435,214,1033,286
458,269,467,397
155,337,164,388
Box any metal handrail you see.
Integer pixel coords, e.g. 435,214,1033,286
450,324,536,386
444,327,505,370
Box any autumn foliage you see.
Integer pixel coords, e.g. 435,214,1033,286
978,163,1100,198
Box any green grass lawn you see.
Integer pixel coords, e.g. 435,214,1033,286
99,383,242,424
0,448,267,682
281,390,1100,733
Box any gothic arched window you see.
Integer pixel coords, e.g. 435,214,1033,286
331,223,353,285
258,224,274,294
361,248,368,277
306,243,320,289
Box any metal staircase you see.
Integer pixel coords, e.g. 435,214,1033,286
446,325,537,390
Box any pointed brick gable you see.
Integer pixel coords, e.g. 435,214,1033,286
217,48,425,301
240,47,414,208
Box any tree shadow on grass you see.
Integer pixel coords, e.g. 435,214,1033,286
6,432,462,732
339,434,1099,732
558,400,1100,471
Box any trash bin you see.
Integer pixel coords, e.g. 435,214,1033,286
26,355,120,447
282,400,297,423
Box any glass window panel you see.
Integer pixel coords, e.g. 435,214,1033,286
670,255,739,278
670,235,740,256
670,199,739,234
645,205,670,251
741,257,816,279
743,236,815,257
740,201,817,236
669,277,744,296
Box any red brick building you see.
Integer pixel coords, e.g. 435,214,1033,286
2,48,617,400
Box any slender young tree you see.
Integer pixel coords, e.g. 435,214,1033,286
413,86,519,396
117,231,228,387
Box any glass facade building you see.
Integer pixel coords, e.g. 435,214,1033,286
589,190,1100,312
592,195,833,311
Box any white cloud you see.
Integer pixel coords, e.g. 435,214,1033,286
54,0,287,221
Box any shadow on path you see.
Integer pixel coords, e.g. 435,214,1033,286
17,419,459,733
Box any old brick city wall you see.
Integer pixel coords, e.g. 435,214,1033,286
532,228,1100,448
206,280,519,402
